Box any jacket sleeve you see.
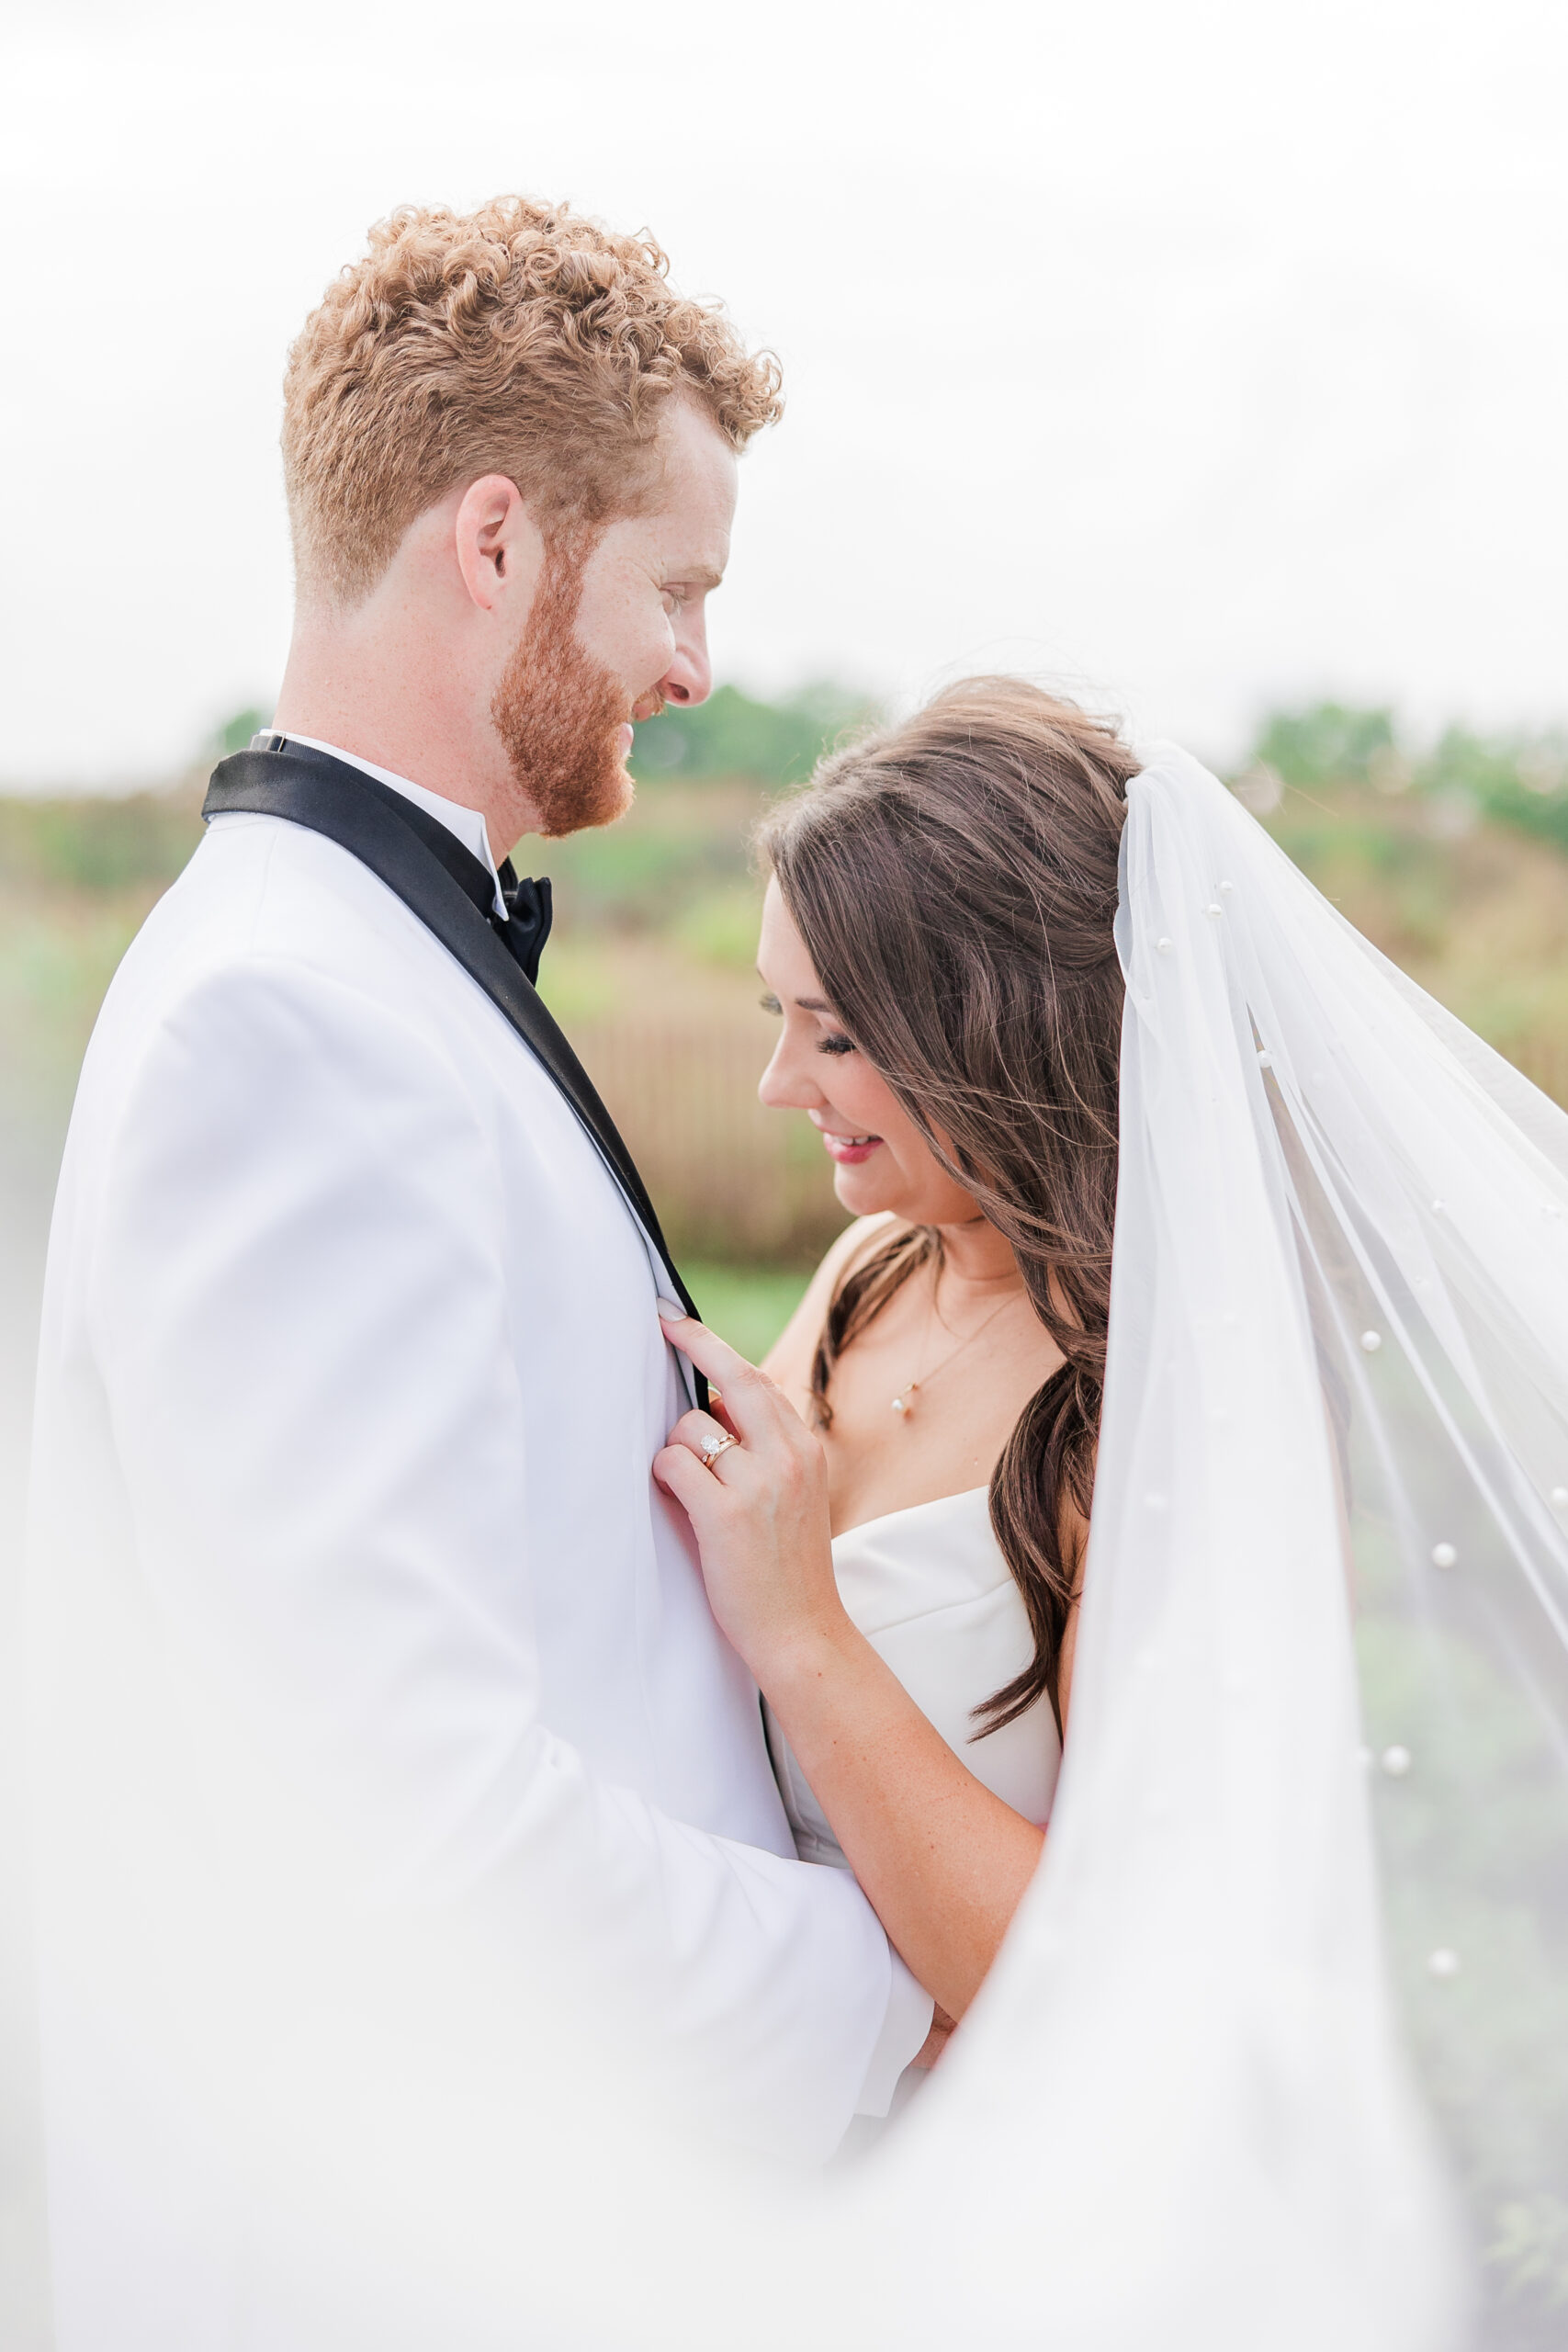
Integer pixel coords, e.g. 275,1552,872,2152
82,955,931,2161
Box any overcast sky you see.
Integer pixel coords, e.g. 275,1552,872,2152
3,0,1564,786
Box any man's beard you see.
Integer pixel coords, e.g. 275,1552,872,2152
491,534,640,839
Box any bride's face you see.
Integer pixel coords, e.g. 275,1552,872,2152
756,878,985,1227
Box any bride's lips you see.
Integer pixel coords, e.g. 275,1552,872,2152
820,1129,884,1166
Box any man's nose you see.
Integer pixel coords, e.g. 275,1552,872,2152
660,614,713,709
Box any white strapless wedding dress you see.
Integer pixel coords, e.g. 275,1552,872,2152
763,1487,1062,1873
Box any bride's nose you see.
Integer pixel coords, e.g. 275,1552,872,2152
758,1032,827,1114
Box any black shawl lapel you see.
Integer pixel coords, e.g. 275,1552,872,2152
202,744,705,1349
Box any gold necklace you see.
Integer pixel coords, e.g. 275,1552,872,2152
889,1288,1021,1419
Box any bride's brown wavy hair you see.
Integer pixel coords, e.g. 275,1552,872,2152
760,678,1137,1736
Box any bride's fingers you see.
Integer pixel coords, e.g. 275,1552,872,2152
652,1441,731,1520
668,1408,744,1476
705,1390,741,1440
657,1309,740,1377
658,1311,786,1444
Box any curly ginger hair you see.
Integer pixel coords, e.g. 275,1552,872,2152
283,195,784,604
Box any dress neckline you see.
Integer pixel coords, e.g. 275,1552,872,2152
831,1485,989,1546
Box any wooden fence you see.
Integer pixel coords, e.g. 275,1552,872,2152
570,1017,846,1266
1514,1035,1568,1107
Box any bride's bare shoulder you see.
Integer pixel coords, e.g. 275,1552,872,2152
762,1213,907,1400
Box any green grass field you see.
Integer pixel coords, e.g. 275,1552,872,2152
682,1261,812,1365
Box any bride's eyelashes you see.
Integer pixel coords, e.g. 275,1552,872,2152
759,992,856,1057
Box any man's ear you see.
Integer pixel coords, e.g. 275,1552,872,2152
453,475,546,616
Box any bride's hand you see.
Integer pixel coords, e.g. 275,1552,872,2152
653,1311,848,1680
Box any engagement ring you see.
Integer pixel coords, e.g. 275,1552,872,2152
697,1430,739,1469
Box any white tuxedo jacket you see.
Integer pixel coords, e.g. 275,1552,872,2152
27,789,929,2350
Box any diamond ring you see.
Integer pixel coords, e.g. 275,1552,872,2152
697,1430,739,1471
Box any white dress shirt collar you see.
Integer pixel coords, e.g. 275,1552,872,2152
283,734,507,918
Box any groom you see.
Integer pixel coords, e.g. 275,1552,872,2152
27,197,931,2350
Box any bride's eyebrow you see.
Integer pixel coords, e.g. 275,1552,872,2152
753,971,836,1016
751,964,841,1021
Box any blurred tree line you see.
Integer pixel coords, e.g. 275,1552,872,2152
4,690,1568,978
6,685,1567,899
629,682,875,787
1244,700,1568,840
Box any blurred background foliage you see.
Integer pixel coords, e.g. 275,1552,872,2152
630,680,877,787
6,685,1568,1355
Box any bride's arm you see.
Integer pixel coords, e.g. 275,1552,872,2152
656,1312,1076,2025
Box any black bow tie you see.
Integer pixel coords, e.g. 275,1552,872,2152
254,743,554,987
492,861,553,986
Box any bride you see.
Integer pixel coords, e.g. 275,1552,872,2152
656,676,1568,2347
659,679,1131,2041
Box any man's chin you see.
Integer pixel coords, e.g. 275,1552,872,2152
536,753,637,840
605,747,637,823
581,769,637,836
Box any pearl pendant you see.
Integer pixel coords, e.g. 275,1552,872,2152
891,1382,919,1418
